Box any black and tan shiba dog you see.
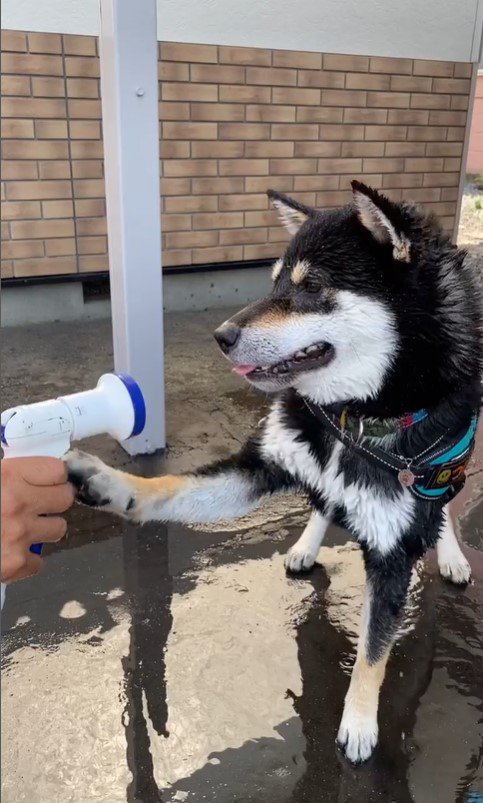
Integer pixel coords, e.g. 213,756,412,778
67,182,481,763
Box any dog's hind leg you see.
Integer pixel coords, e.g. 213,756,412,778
436,506,471,585
337,548,413,764
284,508,331,573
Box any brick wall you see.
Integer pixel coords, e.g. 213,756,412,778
1,30,472,280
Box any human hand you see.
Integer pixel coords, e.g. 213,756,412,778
1,457,74,583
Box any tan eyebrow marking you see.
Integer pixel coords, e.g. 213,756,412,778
271,258,283,281
291,260,311,285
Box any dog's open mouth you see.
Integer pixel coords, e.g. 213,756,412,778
232,341,335,380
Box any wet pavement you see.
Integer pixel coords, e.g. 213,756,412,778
1,311,482,803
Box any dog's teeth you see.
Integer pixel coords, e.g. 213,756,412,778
306,345,319,355
278,363,289,373
294,351,306,360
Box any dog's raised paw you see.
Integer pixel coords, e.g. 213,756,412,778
284,546,317,574
337,716,378,764
64,449,134,514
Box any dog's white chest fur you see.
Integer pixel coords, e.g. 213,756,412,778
261,402,415,554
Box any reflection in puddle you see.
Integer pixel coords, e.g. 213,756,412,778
408,582,483,803
2,616,132,803
59,600,87,619
1,515,482,803
150,554,309,797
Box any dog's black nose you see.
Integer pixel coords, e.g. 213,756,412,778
214,323,240,353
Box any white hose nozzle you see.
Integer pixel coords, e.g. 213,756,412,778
1,373,146,602
1,373,146,459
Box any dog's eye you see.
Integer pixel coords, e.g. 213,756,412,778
303,279,322,294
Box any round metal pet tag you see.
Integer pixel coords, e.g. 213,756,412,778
398,468,415,487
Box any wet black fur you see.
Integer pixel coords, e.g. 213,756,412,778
201,185,482,665
71,186,481,696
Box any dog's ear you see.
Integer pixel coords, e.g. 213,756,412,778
267,189,316,235
351,180,411,263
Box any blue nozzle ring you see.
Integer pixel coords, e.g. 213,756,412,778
114,373,146,438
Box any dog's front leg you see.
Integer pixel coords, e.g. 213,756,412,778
284,507,332,573
65,440,293,525
337,547,413,763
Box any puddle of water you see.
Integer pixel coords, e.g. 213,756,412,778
1,504,482,803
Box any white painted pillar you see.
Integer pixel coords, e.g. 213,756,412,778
99,0,165,454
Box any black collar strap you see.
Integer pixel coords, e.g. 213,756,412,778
302,398,474,503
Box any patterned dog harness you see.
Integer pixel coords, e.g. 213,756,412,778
303,400,478,505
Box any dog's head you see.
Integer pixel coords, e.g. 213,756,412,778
214,182,479,414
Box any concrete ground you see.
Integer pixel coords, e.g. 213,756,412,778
1,311,482,803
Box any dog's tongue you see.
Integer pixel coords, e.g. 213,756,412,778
232,364,256,376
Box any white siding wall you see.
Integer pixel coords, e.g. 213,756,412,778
3,0,483,62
